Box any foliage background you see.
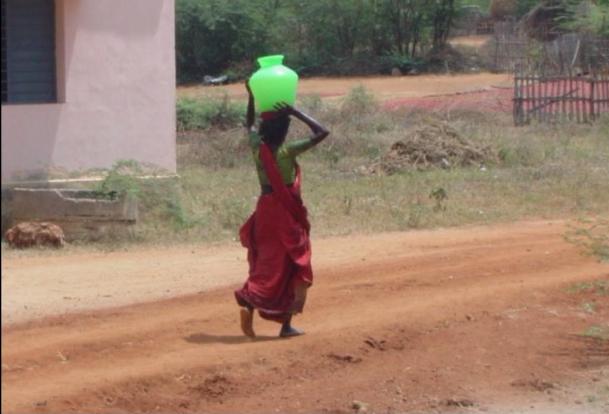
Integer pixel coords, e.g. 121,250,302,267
175,1,609,83
176,0,488,83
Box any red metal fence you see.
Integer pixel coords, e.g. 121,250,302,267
513,73,609,125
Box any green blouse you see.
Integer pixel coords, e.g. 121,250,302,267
249,131,315,187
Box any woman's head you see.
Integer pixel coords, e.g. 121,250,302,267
259,114,290,148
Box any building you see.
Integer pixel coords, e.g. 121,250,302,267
1,0,176,185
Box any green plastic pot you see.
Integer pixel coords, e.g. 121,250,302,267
249,55,299,113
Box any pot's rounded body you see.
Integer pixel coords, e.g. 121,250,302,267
250,55,299,112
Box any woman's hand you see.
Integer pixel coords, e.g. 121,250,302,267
280,103,329,145
273,102,295,116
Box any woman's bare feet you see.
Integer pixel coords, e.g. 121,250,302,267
240,307,255,338
279,325,304,338
279,315,304,338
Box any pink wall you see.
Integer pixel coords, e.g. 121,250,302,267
1,0,176,184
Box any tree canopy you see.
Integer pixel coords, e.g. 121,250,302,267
175,0,608,83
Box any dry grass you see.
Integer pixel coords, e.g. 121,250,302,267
9,88,605,250
2,79,607,265
132,89,609,245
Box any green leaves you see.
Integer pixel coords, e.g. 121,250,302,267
176,0,475,82
176,0,268,82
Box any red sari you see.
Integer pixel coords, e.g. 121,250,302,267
234,143,312,323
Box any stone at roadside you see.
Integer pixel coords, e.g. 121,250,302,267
351,400,369,413
5,222,65,249
391,67,402,77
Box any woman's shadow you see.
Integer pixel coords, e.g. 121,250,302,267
185,332,279,345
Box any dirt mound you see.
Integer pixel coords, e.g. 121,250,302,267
371,122,495,175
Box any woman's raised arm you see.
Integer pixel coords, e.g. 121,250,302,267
245,80,256,132
273,102,329,146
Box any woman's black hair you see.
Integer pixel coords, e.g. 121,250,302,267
259,115,291,149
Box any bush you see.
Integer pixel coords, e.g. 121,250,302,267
425,45,472,73
95,160,143,199
222,61,255,83
381,53,426,74
177,95,245,131
341,85,378,116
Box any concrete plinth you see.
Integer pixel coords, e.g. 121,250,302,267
3,188,138,241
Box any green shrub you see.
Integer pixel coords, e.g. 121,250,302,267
95,160,143,199
297,94,324,116
381,53,425,74
341,85,378,116
498,142,545,167
177,95,245,131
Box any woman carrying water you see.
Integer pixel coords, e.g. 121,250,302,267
235,80,329,338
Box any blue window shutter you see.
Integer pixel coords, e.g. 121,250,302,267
3,0,56,104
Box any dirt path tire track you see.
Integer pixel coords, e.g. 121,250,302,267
2,221,608,413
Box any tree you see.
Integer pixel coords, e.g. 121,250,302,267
176,0,268,82
489,0,518,20
377,0,428,57
431,0,457,49
174,0,473,82
563,0,609,36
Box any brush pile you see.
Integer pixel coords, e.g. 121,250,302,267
369,122,495,175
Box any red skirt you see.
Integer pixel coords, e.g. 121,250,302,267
234,191,312,323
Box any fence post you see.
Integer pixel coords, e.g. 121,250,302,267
494,34,499,71
513,74,518,125
589,77,595,121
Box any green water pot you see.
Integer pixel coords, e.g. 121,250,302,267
249,55,299,113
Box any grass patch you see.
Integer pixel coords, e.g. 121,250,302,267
567,280,609,296
581,302,597,314
565,218,609,262
177,94,245,131
35,86,609,246
580,325,609,341
165,100,609,243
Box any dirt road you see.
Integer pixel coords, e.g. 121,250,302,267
2,221,608,414
178,73,512,102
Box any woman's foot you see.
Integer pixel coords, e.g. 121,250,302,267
280,316,304,338
279,325,305,338
240,307,255,338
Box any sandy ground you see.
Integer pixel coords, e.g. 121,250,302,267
2,220,608,414
449,35,492,49
178,73,513,102
1,242,247,325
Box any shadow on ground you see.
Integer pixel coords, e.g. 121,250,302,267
184,332,279,345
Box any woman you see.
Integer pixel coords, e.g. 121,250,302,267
235,81,329,338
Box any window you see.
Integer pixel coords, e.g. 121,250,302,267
1,0,56,104
1,0,8,103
